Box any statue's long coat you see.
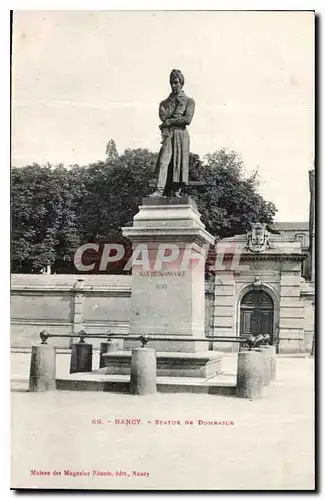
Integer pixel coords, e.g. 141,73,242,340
156,92,195,186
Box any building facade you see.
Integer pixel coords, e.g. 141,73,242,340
208,222,314,353
208,166,315,353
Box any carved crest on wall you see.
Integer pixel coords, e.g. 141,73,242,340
246,223,270,253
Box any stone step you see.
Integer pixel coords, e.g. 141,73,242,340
55,370,236,395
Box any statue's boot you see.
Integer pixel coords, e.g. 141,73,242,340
171,182,186,197
173,187,184,197
148,188,164,198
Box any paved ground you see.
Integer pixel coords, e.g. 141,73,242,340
11,353,314,490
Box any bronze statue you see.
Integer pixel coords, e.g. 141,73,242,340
149,69,195,197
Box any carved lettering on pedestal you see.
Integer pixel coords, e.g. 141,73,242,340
138,271,185,277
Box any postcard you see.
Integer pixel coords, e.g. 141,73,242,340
10,10,315,491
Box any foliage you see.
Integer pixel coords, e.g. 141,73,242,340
11,145,277,273
11,164,84,273
105,139,119,163
188,149,276,238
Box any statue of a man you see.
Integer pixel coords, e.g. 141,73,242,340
149,69,195,197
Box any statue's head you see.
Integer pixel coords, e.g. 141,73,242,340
169,69,184,95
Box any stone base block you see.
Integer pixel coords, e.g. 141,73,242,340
278,338,303,354
103,350,222,378
123,339,207,353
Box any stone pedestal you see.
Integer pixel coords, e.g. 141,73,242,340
122,196,215,353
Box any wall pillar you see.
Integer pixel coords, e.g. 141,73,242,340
211,271,235,351
278,262,305,353
71,279,85,346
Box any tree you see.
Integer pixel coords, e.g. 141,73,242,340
188,149,277,238
11,164,86,273
75,148,158,243
105,139,119,164
11,145,277,273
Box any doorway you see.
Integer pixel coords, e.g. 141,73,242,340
240,289,274,343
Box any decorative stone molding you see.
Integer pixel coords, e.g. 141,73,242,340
246,222,270,253
253,276,262,289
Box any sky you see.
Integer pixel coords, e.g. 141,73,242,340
11,10,314,222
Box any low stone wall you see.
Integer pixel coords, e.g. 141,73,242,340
10,274,314,353
11,274,214,349
11,275,131,349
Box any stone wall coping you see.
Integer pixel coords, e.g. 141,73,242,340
11,285,132,293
